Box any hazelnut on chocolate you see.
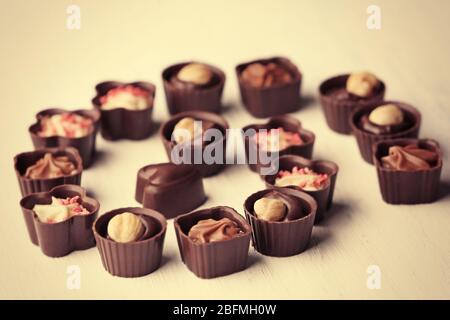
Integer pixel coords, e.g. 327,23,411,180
177,63,213,85
172,117,198,144
253,197,287,222
346,72,379,97
368,104,404,126
107,212,145,243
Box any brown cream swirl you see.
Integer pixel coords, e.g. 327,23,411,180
25,153,76,179
381,144,438,171
188,218,241,244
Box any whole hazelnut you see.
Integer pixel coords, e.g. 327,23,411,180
177,63,213,85
369,104,404,126
346,72,379,97
172,117,202,144
253,197,287,222
107,212,145,243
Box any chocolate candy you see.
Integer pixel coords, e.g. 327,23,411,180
244,188,317,257
374,139,442,204
263,155,338,223
14,147,83,196
135,162,206,219
19,185,99,257
242,115,315,174
350,101,421,164
162,61,225,114
92,81,156,140
319,73,386,134
29,108,100,167
236,57,302,118
174,206,251,279
93,207,167,278
160,111,229,177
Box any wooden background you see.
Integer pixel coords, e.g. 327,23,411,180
0,0,449,299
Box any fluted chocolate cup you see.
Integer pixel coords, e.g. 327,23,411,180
20,185,99,257
319,74,385,134
242,115,315,174
236,57,302,118
160,111,229,177
263,155,338,223
244,188,317,257
135,163,206,219
14,147,83,197
29,108,100,167
373,138,442,204
93,207,167,278
162,61,225,115
350,101,421,164
174,206,252,279
92,81,156,140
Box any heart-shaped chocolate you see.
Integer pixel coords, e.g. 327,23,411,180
135,162,206,219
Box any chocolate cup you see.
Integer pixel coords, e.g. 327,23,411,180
162,62,225,115
319,74,386,134
19,185,99,257
135,163,206,219
242,115,315,174
92,81,156,140
350,101,421,164
235,57,302,118
244,188,317,257
93,207,167,278
160,111,229,177
174,206,252,279
28,108,100,168
263,155,339,223
373,138,442,204
14,147,83,197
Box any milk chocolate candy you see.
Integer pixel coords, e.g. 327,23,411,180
92,81,156,140
29,108,100,167
350,101,421,164
174,206,251,279
19,185,99,257
236,57,302,118
14,147,83,197
373,138,442,204
319,74,386,134
160,111,229,177
242,115,315,174
263,155,338,223
93,207,167,278
162,62,225,115
244,188,317,257
135,163,206,219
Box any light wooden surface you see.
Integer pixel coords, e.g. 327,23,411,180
1,0,449,299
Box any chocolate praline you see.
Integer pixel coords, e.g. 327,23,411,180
236,57,302,118
162,62,225,115
135,162,206,219
350,101,421,164
160,111,229,177
244,188,317,257
92,81,156,141
93,207,167,278
242,115,315,174
28,108,100,167
319,74,386,134
373,138,442,204
19,184,99,258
